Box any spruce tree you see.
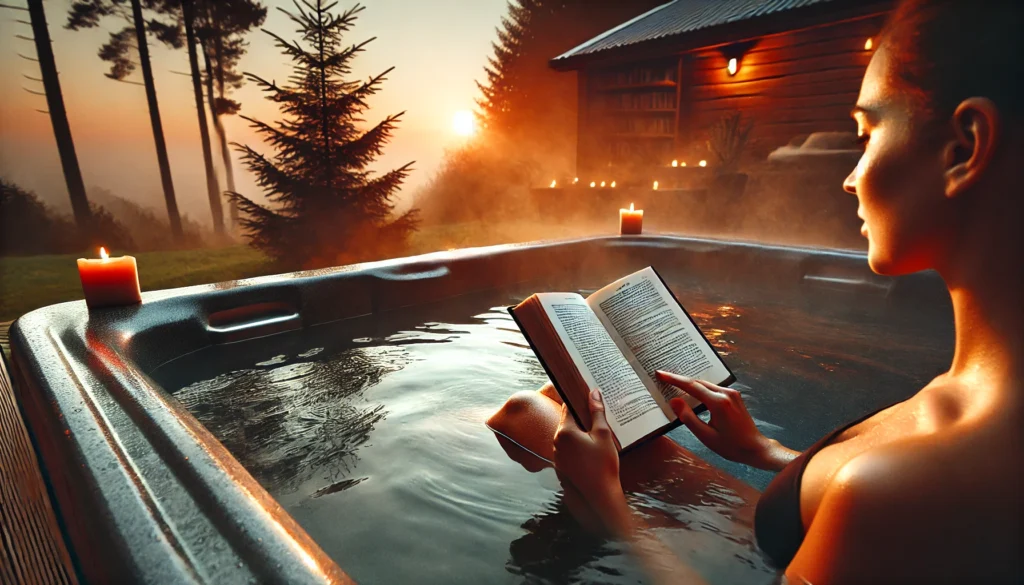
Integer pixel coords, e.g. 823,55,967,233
228,1,416,268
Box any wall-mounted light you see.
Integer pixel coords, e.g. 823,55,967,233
653,180,659,190
671,159,678,167
550,180,557,188
727,57,739,76
864,37,873,51
699,160,707,167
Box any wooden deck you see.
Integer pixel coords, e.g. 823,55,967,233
0,329,79,585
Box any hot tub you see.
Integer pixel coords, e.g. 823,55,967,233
9,235,953,584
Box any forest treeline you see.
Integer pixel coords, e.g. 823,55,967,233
414,0,663,223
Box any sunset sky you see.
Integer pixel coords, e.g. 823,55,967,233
0,0,509,225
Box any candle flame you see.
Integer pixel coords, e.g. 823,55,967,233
550,179,557,188
611,181,616,188
653,180,659,190
629,203,635,212
699,160,707,167
865,37,873,51
99,247,109,260
600,181,606,187
727,57,738,76
681,162,687,167
671,159,678,167
590,181,596,188
573,177,579,184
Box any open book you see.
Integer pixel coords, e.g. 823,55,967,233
509,267,735,452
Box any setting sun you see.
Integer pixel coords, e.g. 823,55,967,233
452,110,475,136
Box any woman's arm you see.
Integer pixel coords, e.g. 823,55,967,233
552,390,710,585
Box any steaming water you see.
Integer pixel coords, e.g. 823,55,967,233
155,273,952,585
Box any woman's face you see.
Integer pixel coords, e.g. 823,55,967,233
844,46,957,276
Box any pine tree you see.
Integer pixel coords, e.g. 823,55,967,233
228,0,416,268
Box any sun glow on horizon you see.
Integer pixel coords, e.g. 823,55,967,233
452,110,475,137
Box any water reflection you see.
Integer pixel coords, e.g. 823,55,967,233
175,344,409,494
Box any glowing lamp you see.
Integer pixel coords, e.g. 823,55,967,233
727,57,738,76
865,37,873,51
671,159,678,167
590,181,596,188
550,179,557,188
653,180,659,190
699,160,707,167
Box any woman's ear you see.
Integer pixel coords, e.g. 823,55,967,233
943,97,1001,199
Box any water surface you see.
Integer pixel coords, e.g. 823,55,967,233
156,272,952,584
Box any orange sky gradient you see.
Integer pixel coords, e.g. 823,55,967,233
0,0,507,226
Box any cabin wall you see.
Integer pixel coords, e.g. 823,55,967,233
574,10,890,174
683,13,888,158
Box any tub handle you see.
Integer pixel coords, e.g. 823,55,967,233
371,265,450,281
205,302,301,343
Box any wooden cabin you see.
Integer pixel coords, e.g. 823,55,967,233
551,0,894,180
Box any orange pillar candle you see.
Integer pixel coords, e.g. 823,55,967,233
619,203,644,235
77,247,142,309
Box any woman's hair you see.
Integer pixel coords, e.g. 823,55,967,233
880,0,1024,120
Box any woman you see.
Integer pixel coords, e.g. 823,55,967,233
488,0,1023,582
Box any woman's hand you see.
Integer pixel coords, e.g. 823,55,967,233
552,388,632,535
656,370,799,471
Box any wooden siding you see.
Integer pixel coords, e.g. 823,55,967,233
575,9,890,173
683,12,887,157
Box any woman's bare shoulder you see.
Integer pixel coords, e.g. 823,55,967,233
790,430,1022,583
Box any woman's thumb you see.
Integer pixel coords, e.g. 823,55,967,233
671,397,695,422
589,389,610,433
671,397,718,447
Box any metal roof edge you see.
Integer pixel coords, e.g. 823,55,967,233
551,1,677,63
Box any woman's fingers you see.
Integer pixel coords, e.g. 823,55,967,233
656,370,722,405
670,397,721,448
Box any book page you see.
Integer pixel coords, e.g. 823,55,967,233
536,293,671,448
587,267,733,413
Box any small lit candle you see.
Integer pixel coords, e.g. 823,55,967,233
699,160,707,167
653,180,659,190
864,37,873,51
671,159,678,167
590,181,596,188
619,203,643,236
77,247,142,309
550,179,557,188
573,177,579,184
610,181,616,188
600,181,606,187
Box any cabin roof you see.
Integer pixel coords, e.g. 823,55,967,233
553,0,840,66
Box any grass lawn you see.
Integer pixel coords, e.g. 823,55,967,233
0,246,272,322
0,221,610,323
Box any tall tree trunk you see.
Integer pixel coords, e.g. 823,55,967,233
203,45,238,228
181,0,223,235
26,0,92,233
130,0,183,241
